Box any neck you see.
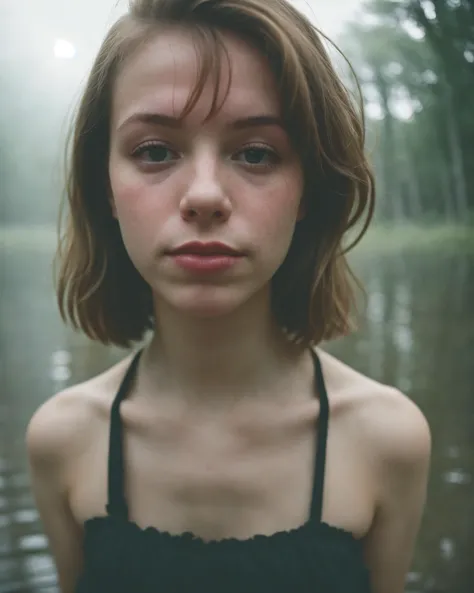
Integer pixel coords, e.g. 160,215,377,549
140,290,306,406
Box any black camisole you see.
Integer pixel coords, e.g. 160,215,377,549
75,349,372,592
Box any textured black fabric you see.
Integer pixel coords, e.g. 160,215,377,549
76,349,372,593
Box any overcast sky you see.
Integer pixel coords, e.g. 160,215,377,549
1,0,369,117
2,0,365,66
290,0,364,36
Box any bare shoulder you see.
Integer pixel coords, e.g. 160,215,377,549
26,353,134,465
25,354,134,593
314,352,431,592
317,348,432,467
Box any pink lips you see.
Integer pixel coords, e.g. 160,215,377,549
166,242,244,273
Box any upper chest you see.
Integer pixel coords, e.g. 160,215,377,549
124,397,318,484
70,392,375,540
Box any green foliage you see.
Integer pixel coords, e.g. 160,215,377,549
339,0,474,222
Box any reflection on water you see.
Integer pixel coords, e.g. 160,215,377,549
0,243,473,592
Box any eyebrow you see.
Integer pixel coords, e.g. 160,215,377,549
117,112,285,132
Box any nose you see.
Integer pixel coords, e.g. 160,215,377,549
179,155,231,225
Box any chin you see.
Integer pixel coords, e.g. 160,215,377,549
179,304,239,319
154,286,256,320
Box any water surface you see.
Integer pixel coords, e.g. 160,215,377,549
1,239,472,593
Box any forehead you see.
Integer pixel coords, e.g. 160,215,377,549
111,28,281,126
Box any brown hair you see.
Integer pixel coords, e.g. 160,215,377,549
56,0,375,349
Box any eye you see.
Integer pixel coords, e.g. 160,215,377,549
234,145,280,167
132,142,179,164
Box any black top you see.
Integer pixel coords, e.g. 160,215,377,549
76,349,372,593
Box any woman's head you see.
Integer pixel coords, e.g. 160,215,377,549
57,0,375,349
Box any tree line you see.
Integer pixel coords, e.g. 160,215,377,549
340,0,474,223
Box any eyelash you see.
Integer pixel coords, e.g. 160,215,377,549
131,141,280,169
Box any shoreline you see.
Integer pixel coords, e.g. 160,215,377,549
1,223,473,253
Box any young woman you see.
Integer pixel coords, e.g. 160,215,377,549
26,1,431,592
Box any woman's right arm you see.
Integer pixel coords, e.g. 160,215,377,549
26,395,85,593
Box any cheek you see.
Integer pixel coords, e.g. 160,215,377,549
251,175,303,250
109,166,165,260
110,155,162,217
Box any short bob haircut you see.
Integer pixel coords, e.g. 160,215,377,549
56,0,375,350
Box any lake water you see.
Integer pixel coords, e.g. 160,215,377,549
1,232,473,593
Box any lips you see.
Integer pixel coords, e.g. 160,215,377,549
168,241,242,256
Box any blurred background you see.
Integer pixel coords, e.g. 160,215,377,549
0,0,473,591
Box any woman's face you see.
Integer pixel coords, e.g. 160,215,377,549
109,28,304,318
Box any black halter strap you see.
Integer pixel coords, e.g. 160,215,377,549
106,350,142,519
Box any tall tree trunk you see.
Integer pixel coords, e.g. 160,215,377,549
397,121,423,220
375,70,404,222
442,79,469,220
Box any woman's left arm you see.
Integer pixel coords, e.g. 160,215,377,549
363,390,432,593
